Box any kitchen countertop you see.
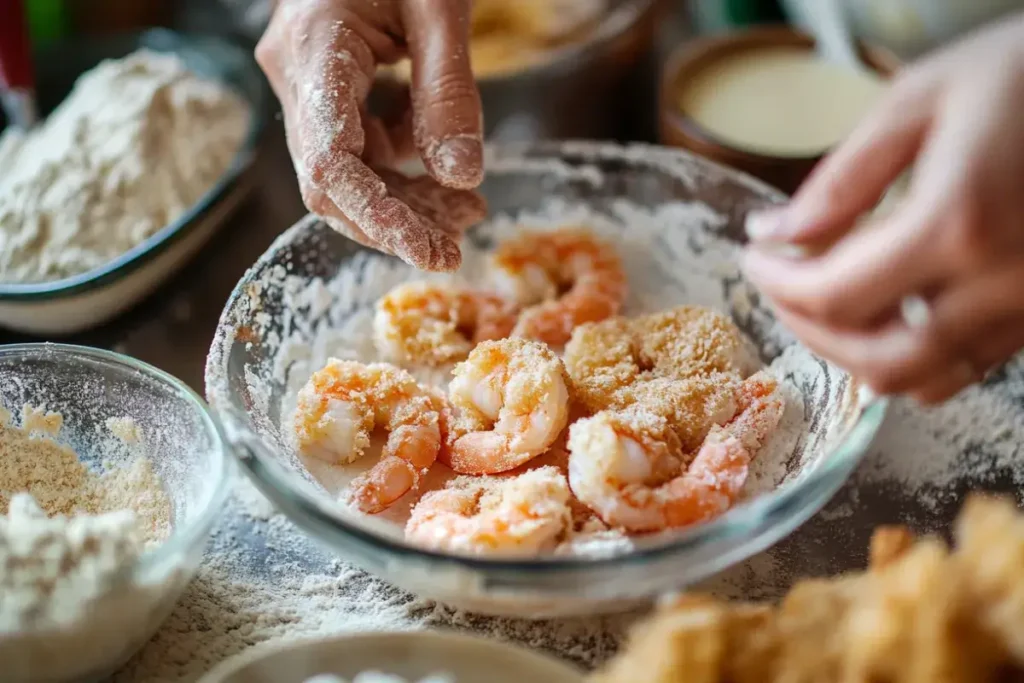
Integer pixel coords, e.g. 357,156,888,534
5,125,1023,678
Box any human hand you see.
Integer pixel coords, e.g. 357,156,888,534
256,0,487,272
742,14,1024,403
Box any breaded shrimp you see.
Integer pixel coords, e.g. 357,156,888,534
373,280,518,366
564,305,753,412
441,338,570,475
566,372,784,532
292,359,441,514
404,466,572,556
491,227,627,346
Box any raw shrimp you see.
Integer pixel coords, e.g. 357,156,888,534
441,338,570,475
404,466,572,556
491,227,627,346
292,359,441,514
373,280,519,366
564,305,753,412
566,372,784,532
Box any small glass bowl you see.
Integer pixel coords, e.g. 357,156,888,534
0,344,230,683
206,141,887,617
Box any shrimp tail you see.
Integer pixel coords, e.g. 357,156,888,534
351,456,418,514
663,429,751,528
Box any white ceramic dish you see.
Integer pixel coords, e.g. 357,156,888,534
0,29,267,335
197,631,585,683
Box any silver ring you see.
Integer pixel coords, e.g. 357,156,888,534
900,295,932,329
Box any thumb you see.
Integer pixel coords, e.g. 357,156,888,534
403,0,484,190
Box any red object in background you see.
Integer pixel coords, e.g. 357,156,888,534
0,0,34,91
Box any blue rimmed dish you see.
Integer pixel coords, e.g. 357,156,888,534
0,29,268,335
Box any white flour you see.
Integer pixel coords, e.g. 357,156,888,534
0,493,141,632
0,408,178,683
114,478,630,680
0,49,250,283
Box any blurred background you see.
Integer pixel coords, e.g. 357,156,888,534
1,0,1023,388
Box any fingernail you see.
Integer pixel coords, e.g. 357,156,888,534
428,136,483,190
745,208,786,242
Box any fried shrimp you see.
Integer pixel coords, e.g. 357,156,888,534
566,372,784,532
564,305,753,412
404,466,572,555
440,338,571,475
292,359,441,514
373,280,519,366
490,227,627,346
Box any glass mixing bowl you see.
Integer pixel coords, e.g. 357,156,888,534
0,344,230,682
205,141,887,617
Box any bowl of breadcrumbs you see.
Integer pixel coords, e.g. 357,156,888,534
0,343,230,683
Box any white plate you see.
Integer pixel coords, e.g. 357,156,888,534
198,631,585,683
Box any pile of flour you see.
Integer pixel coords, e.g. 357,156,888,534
0,49,250,283
0,493,142,631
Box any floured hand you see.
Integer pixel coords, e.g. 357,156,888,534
256,0,486,272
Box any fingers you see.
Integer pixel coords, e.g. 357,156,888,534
375,167,487,238
909,320,1024,405
403,0,484,189
284,91,383,251
909,362,976,405
969,320,1024,376
318,153,463,271
293,21,377,176
768,306,952,395
362,112,398,168
746,76,936,246
928,262,1024,350
743,211,942,329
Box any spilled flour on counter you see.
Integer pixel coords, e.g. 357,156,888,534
0,49,250,284
113,478,631,681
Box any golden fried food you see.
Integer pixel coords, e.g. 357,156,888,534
591,495,1024,683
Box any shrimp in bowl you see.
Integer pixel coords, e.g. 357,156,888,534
491,227,627,346
373,280,519,366
405,466,573,556
440,338,571,475
292,359,442,514
566,372,785,533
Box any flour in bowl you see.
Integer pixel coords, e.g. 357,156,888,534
0,405,175,683
0,49,250,283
